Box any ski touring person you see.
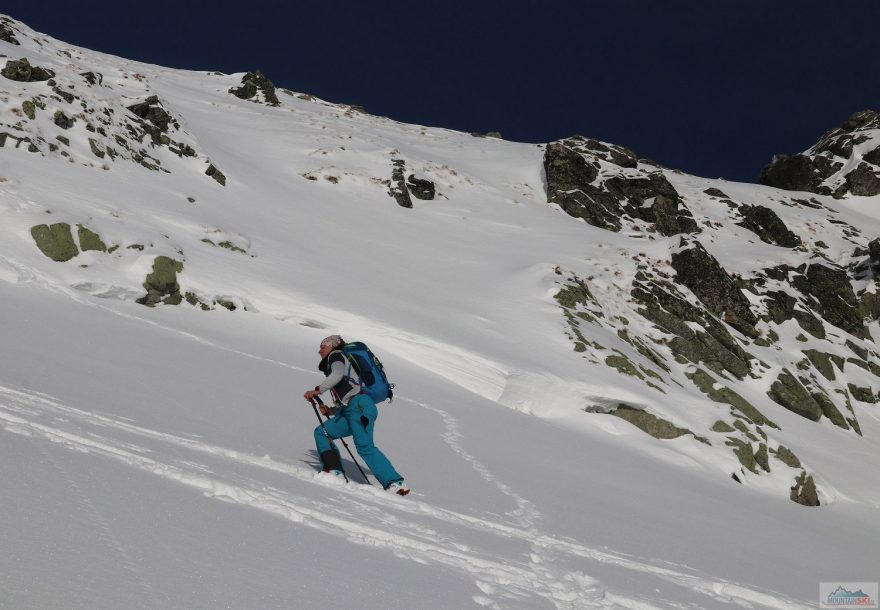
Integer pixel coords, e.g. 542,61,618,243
304,335,409,496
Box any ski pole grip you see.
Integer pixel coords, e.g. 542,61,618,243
313,395,325,407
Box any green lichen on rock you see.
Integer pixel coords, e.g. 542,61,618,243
22,99,35,120
30,223,78,261
726,438,758,473
790,471,820,506
754,443,770,472
185,291,212,311
88,138,105,158
76,224,107,252
555,277,598,309
711,420,736,433
847,383,877,403
772,445,802,468
605,354,644,379
687,368,778,428
609,405,691,440
802,349,836,381
136,256,183,307
810,391,850,430
767,369,822,421
206,163,226,186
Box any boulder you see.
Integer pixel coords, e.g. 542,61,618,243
77,225,107,252
53,110,75,129
30,223,79,261
406,174,435,200
1,58,55,82
790,472,820,506
136,256,184,306
205,163,226,186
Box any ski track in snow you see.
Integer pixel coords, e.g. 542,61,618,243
0,384,812,610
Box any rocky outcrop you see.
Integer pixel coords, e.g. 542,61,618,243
758,154,839,195
31,223,79,261
0,19,20,45
127,96,175,141
544,136,698,235
767,370,822,421
406,174,435,200
608,405,692,439
632,271,755,379
737,204,801,247
77,225,107,252
229,70,280,106
388,159,413,208
53,110,75,129
205,163,226,186
2,58,55,82
670,238,758,337
137,256,184,306
792,262,866,339
759,110,880,198
790,472,820,506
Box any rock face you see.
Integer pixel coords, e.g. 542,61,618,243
792,263,866,339
544,136,698,235
229,70,280,106
759,109,880,198
736,205,801,247
671,238,758,337
1,58,55,82
0,19,20,45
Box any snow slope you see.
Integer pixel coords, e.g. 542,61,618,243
1,15,878,609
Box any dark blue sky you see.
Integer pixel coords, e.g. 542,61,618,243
4,1,878,182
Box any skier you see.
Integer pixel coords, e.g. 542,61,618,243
304,335,409,495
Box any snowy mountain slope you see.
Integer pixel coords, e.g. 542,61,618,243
1,14,879,609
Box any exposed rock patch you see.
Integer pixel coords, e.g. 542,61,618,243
229,70,280,106
137,256,183,306
736,205,801,247
544,136,697,235
2,58,55,82
31,223,79,261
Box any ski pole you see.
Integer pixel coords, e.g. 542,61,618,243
309,397,349,483
312,396,373,485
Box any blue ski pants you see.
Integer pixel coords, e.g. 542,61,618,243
313,394,403,489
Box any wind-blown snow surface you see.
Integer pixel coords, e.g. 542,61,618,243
1,16,878,609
